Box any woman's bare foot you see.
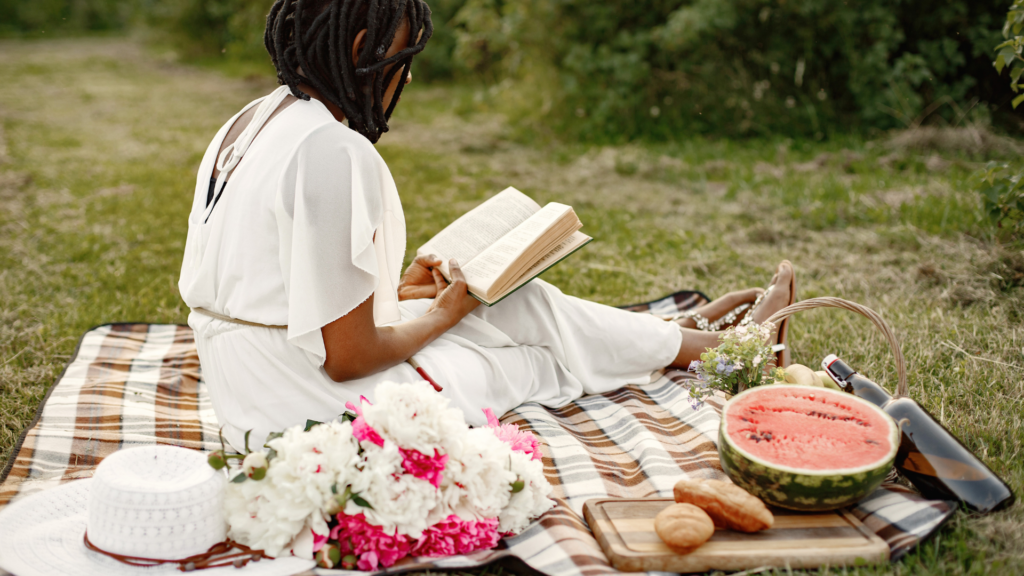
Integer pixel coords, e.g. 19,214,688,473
672,288,763,330
750,261,795,325
668,261,796,369
749,260,796,366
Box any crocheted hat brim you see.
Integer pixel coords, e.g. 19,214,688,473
0,480,315,576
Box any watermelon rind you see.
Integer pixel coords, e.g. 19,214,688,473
718,385,898,511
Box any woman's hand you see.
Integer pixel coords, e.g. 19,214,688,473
427,259,480,327
397,254,443,301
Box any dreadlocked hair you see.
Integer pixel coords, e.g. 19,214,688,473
264,0,432,143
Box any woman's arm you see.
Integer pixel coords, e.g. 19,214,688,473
320,258,479,382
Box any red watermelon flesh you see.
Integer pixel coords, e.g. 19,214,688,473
725,386,894,471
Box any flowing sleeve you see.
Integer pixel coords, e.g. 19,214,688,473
274,124,385,366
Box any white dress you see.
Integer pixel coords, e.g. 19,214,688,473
179,88,683,450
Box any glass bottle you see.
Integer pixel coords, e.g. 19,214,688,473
822,355,1015,514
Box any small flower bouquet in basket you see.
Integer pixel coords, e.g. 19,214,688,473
207,382,554,570
687,322,784,408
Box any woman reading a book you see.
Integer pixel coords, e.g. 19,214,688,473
178,0,796,450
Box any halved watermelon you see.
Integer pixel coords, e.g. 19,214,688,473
718,385,898,511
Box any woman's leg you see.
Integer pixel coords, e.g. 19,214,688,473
669,261,795,367
463,261,794,381
457,280,685,395
450,263,790,396
671,288,762,330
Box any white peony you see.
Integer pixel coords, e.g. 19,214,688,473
345,440,441,537
436,427,516,521
220,380,557,558
498,450,555,535
360,381,468,453
223,420,361,556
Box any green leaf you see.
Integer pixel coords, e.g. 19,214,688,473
997,46,1018,74
1012,94,1024,109
350,493,374,510
341,411,357,423
218,426,227,456
263,431,283,463
231,473,247,483
244,429,252,454
304,419,323,432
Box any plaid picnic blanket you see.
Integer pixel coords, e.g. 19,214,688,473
0,291,955,575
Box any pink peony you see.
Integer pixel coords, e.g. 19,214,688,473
344,397,370,417
400,448,449,488
312,530,328,553
347,398,385,448
410,515,501,558
482,408,542,461
352,417,385,447
331,513,411,571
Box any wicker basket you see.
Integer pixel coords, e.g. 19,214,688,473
764,297,909,398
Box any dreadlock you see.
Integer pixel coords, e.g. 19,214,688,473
264,0,433,143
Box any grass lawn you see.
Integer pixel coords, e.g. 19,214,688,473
0,37,1021,574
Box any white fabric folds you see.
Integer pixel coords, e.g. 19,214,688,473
179,89,405,365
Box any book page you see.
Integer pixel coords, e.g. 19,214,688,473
485,231,592,304
461,203,572,296
417,187,541,270
491,216,580,295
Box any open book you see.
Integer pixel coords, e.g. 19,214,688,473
417,187,592,306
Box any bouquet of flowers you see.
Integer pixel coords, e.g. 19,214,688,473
206,382,554,570
686,322,784,408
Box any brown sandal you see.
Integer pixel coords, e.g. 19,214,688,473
665,301,752,331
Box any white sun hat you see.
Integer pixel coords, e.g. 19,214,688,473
0,445,314,576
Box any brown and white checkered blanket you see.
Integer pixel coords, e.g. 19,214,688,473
0,291,954,575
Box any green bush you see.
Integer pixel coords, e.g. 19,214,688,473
0,0,463,83
138,0,468,79
134,0,270,62
446,0,1017,141
977,162,1024,237
974,0,1024,240
0,0,133,35
6,0,1022,143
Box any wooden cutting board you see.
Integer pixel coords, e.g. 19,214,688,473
584,498,889,573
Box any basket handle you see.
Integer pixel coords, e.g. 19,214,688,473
764,297,908,398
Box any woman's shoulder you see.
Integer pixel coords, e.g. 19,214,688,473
293,113,383,163
276,102,389,196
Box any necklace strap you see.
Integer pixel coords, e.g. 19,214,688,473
84,531,268,571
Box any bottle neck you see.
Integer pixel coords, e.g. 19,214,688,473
823,356,893,407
